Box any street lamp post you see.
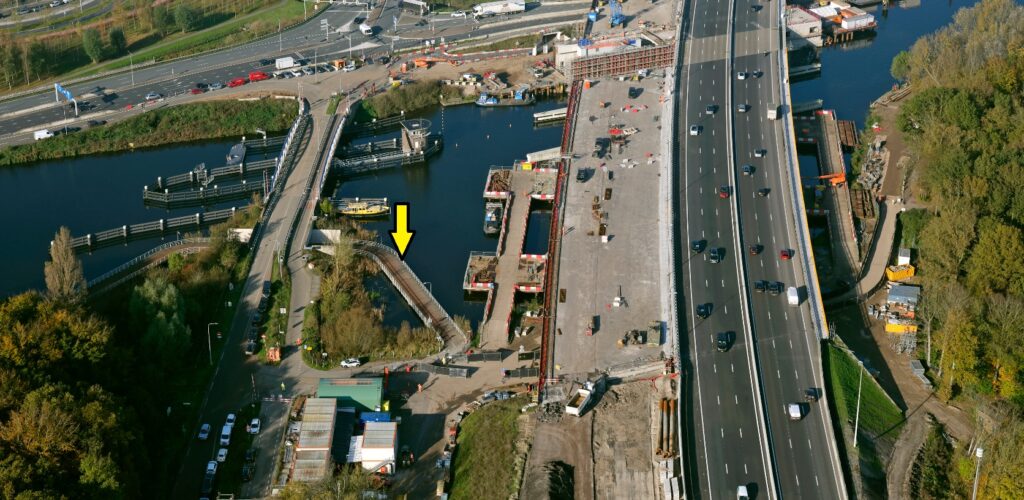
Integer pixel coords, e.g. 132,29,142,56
206,322,219,366
128,50,134,87
853,359,864,447
971,447,984,500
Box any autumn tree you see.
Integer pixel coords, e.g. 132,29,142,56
965,218,1024,296
44,226,87,302
81,28,104,63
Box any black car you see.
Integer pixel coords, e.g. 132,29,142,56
262,280,272,298
742,164,754,176
244,340,257,355
259,58,274,66
757,188,770,197
576,167,591,183
709,247,722,264
768,281,783,295
696,303,711,319
377,56,391,65
86,119,107,128
627,87,642,99
245,448,257,464
716,332,731,352
754,280,767,293
749,244,762,256
250,312,261,327
691,239,705,253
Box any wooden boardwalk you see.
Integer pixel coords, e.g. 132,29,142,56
351,240,468,352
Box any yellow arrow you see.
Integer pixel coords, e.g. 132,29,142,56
389,202,415,259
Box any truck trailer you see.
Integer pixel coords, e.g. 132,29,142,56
767,103,779,120
565,388,592,416
275,57,296,70
473,0,526,18
787,286,800,306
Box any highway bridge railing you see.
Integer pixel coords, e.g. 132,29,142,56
776,5,850,498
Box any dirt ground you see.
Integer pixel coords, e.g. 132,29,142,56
403,54,550,89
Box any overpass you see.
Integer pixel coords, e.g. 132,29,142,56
676,0,848,497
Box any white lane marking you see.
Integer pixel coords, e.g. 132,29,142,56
718,395,721,405
739,427,744,438
789,438,793,449
772,339,776,348
795,370,800,380
724,305,729,314
808,439,813,450
735,395,739,404
731,364,735,373
777,370,781,379
721,428,725,438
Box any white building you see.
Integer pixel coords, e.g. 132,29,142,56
360,421,398,474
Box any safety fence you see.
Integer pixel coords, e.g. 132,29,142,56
87,238,211,295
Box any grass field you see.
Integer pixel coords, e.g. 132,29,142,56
0,98,298,166
825,344,905,441
449,396,526,500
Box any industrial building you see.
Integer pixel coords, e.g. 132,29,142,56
786,6,824,47
291,398,337,482
318,377,384,411
886,284,921,315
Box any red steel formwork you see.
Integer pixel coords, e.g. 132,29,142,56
569,43,676,82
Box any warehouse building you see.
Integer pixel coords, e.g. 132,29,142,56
318,377,384,412
291,398,337,482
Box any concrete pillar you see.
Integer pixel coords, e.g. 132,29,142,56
159,219,165,232
122,225,128,239
87,234,93,249
157,177,162,189
195,213,202,225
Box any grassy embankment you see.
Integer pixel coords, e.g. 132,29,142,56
824,344,905,472
355,81,465,121
449,396,528,500
0,98,298,166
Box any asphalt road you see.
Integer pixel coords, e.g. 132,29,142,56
730,1,847,498
677,0,774,497
0,1,585,138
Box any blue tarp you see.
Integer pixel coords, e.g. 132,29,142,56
360,411,391,423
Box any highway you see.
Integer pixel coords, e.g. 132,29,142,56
680,0,847,497
731,0,847,497
0,1,586,138
677,0,775,496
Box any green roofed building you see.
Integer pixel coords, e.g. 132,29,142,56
318,378,383,412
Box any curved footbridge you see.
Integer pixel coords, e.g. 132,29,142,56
350,240,469,353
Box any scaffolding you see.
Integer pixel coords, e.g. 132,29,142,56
568,43,676,82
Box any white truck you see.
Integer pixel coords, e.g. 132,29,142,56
565,387,592,416
473,0,526,18
767,103,779,120
275,57,297,70
787,286,800,306
359,23,374,36
33,129,54,140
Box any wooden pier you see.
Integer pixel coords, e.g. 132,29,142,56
533,107,568,125
331,141,442,177
143,178,269,208
152,158,277,191
67,207,242,252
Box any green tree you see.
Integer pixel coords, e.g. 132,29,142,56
891,50,911,81
23,41,47,83
984,295,1024,399
81,29,104,63
174,5,201,33
982,419,1024,499
918,206,977,282
0,40,22,90
915,424,953,499
108,27,127,56
152,5,175,35
965,218,1024,296
129,276,191,368
938,306,980,397
44,226,87,302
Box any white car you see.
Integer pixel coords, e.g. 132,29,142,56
217,448,229,463
206,461,218,474
450,10,467,17
225,413,236,427
343,61,357,72
737,104,749,113
197,423,211,440
144,91,162,100
737,485,749,500
754,149,766,158
340,357,362,368
249,418,261,434
736,71,747,80
689,125,701,136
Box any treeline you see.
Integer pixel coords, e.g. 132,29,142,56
889,0,1024,497
0,0,283,92
0,98,299,166
358,81,465,120
0,207,258,497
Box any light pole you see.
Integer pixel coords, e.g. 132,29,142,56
128,50,134,87
206,322,219,366
852,358,864,447
971,447,984,500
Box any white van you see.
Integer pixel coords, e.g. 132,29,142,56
33,129,54,140
219,425,232,446
359,23,374,36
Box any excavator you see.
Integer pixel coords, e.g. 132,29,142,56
804,172,846,187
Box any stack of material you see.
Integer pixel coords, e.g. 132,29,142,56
655,398,677,458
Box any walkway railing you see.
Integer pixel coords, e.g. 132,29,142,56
88,237,211,294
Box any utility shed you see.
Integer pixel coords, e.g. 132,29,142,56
887,284,921,315
292,398,337,482
361,421,398,474
786,6,823,38
318,378,383,411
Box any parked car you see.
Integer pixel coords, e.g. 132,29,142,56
627,87,641,99
249,418,261,434
86,119,107,128
259,58,274,66
190,88,205,95
144,91,162,100
340,358,362,368
227,78,247,88
225,413,236,427
450,10,467,17
245,448,257,464
206,460,218,474
209,82,225,90
303,66,316,75
198,423,211,440
217,448,228,463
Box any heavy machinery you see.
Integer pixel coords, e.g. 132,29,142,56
804,172,847,187
609,0,624,27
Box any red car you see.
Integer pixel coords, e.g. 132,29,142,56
780,249,793,260
190,88,205,95
718,186,730,199
227,78,247,88
248,71,269,82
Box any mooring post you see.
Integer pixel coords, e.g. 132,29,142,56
156,177,162,190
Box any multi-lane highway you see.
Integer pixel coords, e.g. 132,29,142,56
731,0,846,497
680,0,847,497
677,0,775,496
0,1,585,138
